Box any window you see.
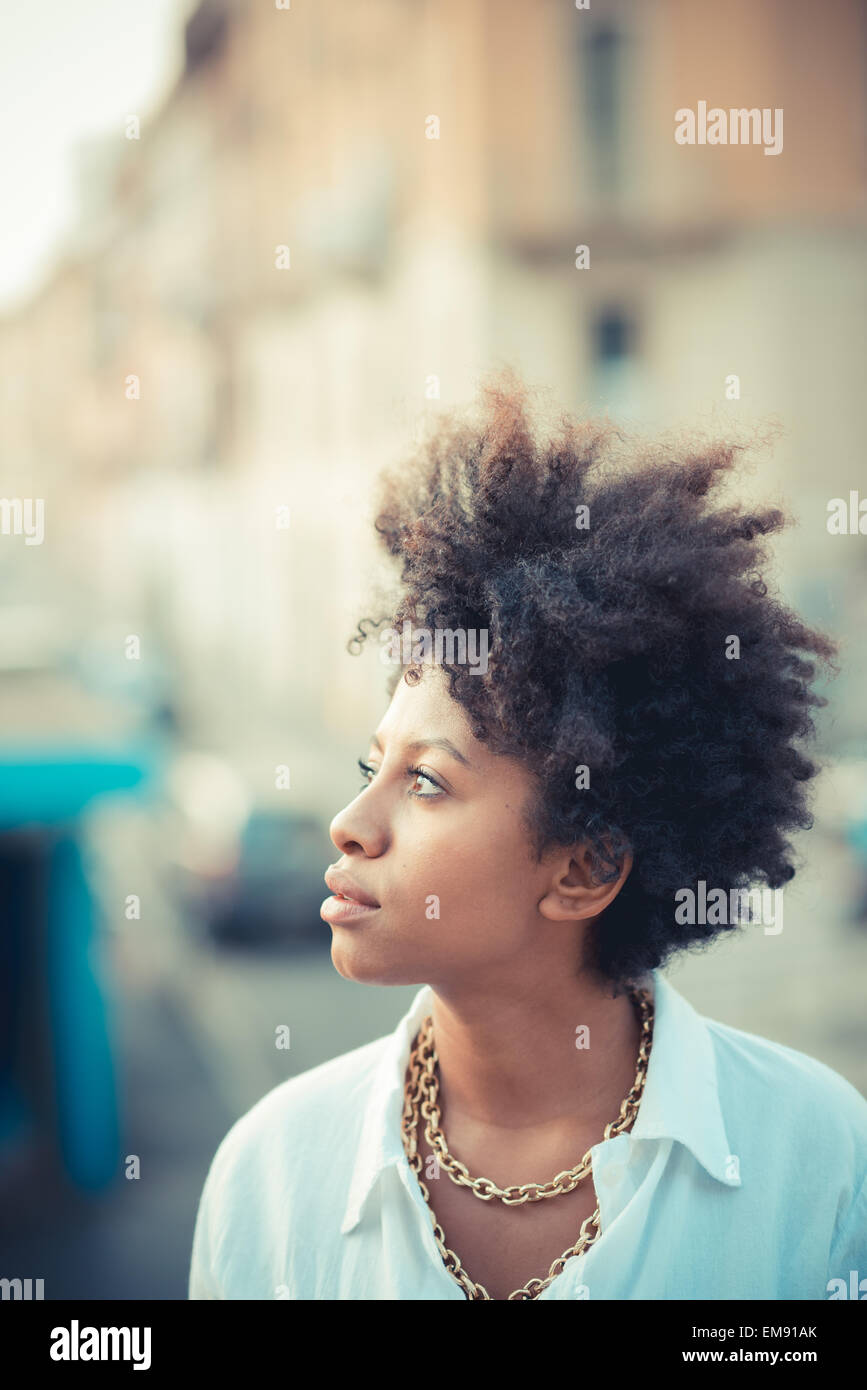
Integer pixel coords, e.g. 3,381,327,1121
580,22,626,202
590,305,643,416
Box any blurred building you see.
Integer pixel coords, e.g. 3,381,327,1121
0,0,865,824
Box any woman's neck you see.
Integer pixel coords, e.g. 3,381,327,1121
425,972,645,1134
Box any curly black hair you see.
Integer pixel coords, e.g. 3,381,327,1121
348,367,838,989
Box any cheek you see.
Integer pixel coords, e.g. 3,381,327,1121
403,809,537,936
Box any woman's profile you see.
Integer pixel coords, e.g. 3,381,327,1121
189,369,867,1301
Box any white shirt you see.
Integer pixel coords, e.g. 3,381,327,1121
188,969,867,1300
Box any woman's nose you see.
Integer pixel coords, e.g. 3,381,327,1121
329,792,388,857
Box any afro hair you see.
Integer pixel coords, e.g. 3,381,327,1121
349,368,838,989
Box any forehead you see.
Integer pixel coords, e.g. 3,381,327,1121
373,667,533,795
376,666,476,749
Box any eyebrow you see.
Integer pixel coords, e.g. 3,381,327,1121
370,733,473,769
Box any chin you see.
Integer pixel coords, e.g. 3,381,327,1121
329,937,428,988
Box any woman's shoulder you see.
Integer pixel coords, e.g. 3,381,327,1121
203,1031,393,1192
189,1029,402,1297
703,1009,867,1154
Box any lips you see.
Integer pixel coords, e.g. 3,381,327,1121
323,866,381,908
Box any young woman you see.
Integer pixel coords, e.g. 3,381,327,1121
189,371,867,1301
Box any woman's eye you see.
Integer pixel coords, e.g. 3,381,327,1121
357,758,376,790
355,757,443,798
408,766,443,798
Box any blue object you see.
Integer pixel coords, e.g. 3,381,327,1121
45,835,120,1191
0,740,159,1192
0,747,149,829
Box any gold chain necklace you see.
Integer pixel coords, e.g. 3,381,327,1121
400,985,654,1300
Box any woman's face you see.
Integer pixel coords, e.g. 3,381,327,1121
322,665,585,992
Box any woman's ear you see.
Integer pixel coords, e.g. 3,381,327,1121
537,842,633,923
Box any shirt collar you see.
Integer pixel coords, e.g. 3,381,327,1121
629,969,740,1187
340,968,739,1235
340,984,431,1234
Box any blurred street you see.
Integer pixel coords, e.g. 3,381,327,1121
1,0,866,1307
0,858,421,1298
